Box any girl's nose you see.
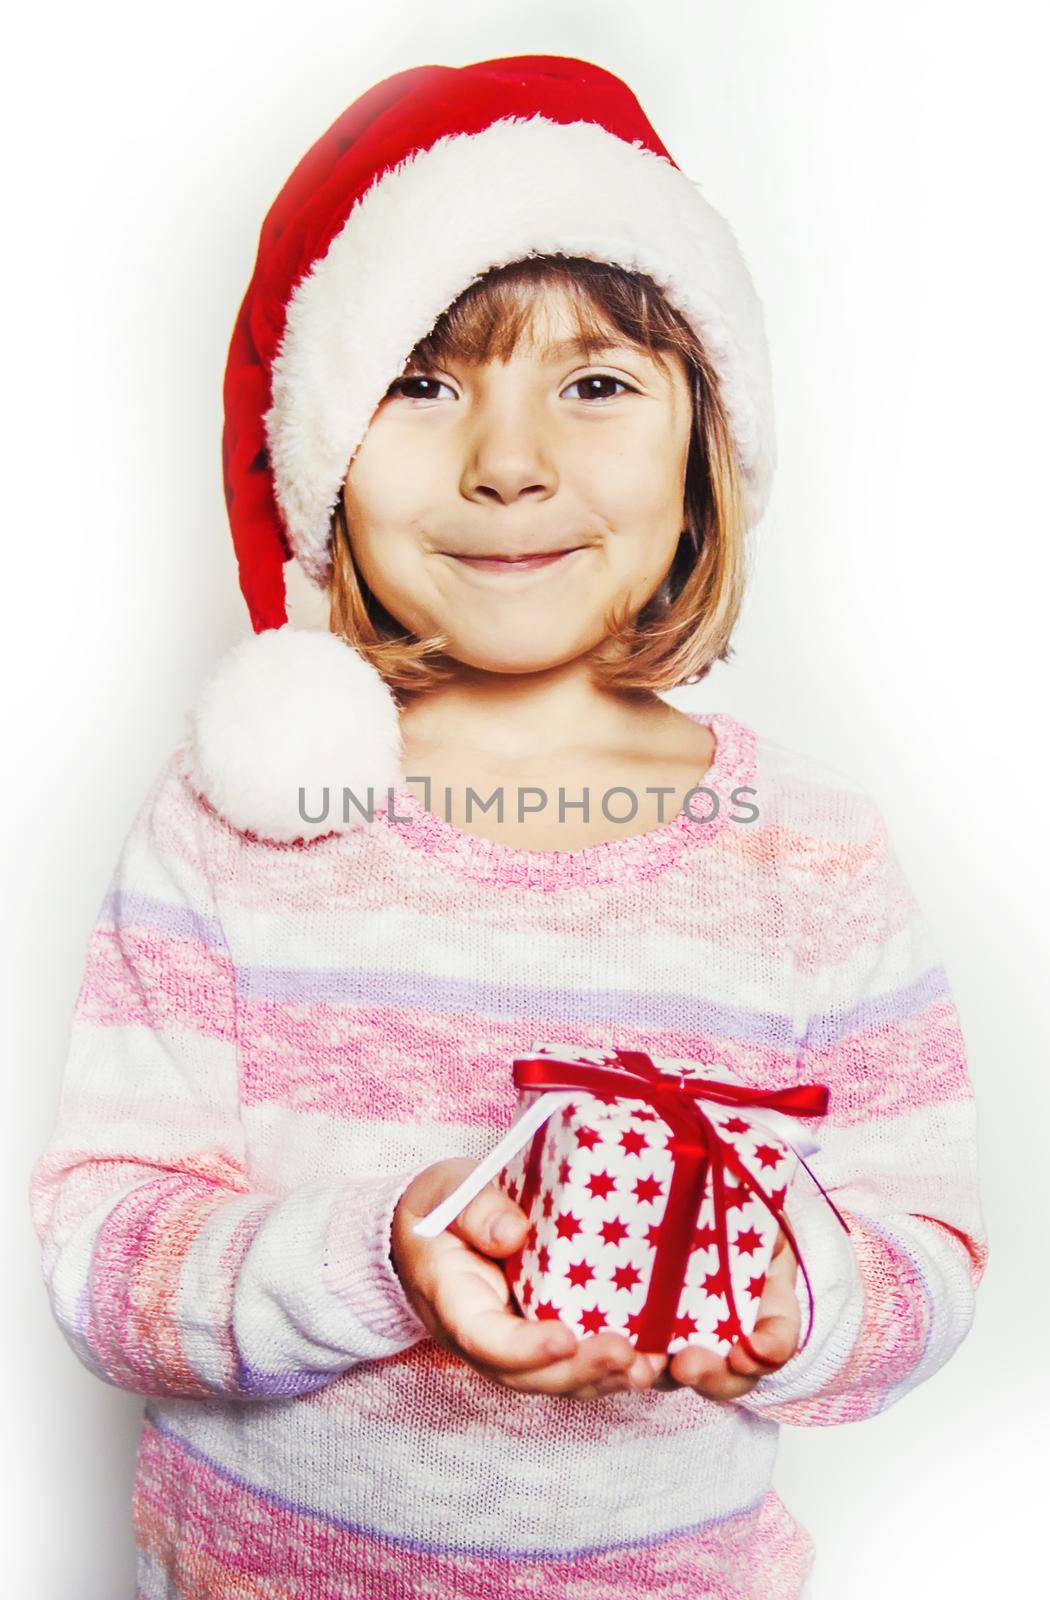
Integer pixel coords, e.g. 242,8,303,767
460,416,559,506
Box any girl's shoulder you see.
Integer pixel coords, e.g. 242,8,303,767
739,726,912,951
747,723,887,851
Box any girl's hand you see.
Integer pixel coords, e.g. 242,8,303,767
391,1158,666,1400
660,1226,802,1399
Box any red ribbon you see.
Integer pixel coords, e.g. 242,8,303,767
509,1047,851,1364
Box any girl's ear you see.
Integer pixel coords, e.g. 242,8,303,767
181,626,403,844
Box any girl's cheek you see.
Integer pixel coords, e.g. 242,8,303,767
579,425,685,492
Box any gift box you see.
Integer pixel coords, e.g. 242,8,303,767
414,1042,849,1361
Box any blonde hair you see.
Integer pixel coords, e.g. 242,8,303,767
327,256,748,700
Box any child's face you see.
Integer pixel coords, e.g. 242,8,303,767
339,284,693,677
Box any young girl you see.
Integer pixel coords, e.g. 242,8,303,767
29,54,988,1600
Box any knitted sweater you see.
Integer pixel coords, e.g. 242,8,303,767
29,702,988,1600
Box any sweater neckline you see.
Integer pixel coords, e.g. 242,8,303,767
372,710,757,889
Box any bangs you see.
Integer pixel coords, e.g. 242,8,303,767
402,256,695,377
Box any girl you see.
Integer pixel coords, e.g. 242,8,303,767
29,54,987,1600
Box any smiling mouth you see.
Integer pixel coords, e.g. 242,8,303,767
446,547,587,573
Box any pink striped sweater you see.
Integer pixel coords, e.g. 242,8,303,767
29,705,988,1599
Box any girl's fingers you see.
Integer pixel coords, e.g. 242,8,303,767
496,1333,645,1396
725,1261,802,1377
434,1266,577,1371
725,1308,798,1378
435,1261,663,1395
771,1227,799,1274
447,1180,529,1259
667,1294,800,1393
436,1247,669,1391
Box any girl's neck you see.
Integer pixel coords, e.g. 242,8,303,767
397,662,673,767
394,674,718,852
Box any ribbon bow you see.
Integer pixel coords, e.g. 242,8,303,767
415,1046,850,1365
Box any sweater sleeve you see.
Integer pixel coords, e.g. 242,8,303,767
731,789,988,1426
27,749,427,1403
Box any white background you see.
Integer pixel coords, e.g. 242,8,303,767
6,1,1046,1593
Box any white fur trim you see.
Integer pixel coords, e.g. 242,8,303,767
265,115,776,586
183,627,403,843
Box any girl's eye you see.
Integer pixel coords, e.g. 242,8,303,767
386,376,457,402
562,374,637,402
385,372,638,404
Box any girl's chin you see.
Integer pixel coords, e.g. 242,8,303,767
440,636,604,676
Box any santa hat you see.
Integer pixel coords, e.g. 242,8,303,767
187,53,776,843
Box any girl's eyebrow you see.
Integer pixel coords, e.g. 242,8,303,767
404,337,645,374
538,336,638,362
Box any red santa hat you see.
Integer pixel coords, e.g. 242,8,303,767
188,54,775,843
223,52,776,634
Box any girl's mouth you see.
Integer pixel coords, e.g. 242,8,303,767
447,548,586,574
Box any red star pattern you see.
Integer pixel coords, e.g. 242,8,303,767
672,1312,698,1340
633,1175,664,1205
507,1070,792,1361
753,1143,784,1172
702,1266,728,1297
579,1306,607,1336
585,1169,617,1200
566,1258,595,1289
554,1210,582,1241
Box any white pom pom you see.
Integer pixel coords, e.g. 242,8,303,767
184,627,403,842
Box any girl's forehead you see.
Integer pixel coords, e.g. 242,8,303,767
495,289,629,356
429,332,647,368
408,275,640,365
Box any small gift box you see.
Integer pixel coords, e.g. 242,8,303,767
414,1042,849,1361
